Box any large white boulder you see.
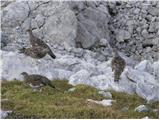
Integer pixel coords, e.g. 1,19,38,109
1,51,74,80
2,1,77,50
135,60,152,73
69,69,91,86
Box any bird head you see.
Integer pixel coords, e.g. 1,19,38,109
21,72,28,77
112,47,119,57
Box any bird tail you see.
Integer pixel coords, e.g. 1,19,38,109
48,83,55,88
48,48,56,59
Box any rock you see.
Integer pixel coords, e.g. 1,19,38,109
141,29,149,38
69,69,91,86
1,51,75,80
75,20,100,48
121,106,129,111
0,110,12,119
68,1,85,12
148,22,158,32
98,91,112,98
1,32,10,48
1,1,77,51
136,83,159,103
142,116,150,119
152,62,159,79
75,7,110,48
148,7,159,16
126,67,157,85
133,8,140,14
67,87,76,92
87,99,115,106
116,30,131,42
126,66,158,102
134,105,150,112
134,60,152,73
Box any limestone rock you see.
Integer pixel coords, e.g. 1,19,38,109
1,1,77,51
67,87,76,92
98,91,112,98
75,7,110,48
116,30,131,42
69,69,91,86
87,99,115,106
148,22,158,32
0,110,12,119
134,105,150,112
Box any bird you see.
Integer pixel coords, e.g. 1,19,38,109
26,29,56,59
21,72,55,92
111,47,126,82
19,46,54,59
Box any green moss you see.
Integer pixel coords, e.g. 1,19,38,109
1,80,159,119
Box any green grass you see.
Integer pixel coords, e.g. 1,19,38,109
1,80,159,119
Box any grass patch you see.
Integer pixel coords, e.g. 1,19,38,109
1,80,159,119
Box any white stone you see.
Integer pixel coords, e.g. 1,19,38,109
136,83,159,103
68,87,76,92
126,67,157,85
87,99,115,106
0,110,12,119
142,116,150,119
134,105,150,112
69,69,91,86
134,60,152,73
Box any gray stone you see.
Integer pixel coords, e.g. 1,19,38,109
1,32,10,48
121,106,129,111
134,60,152,73
148,7,159,16
116,30,131,42
133,8,140,14
75,7,110,48
0,110,12,119
98,91,112,98
141,29,149,38
148,22,159,32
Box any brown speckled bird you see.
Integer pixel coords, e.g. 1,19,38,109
26,29,56,59
111,48,126,82
19,46,52,59
21,72,55,91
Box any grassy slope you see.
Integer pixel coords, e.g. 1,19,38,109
1,80,159,119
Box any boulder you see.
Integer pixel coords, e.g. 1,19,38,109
134,60,152,73
0,110,12,119
1,1,77,51
136,83,159,103
75,7,110,48
69,69,91,86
